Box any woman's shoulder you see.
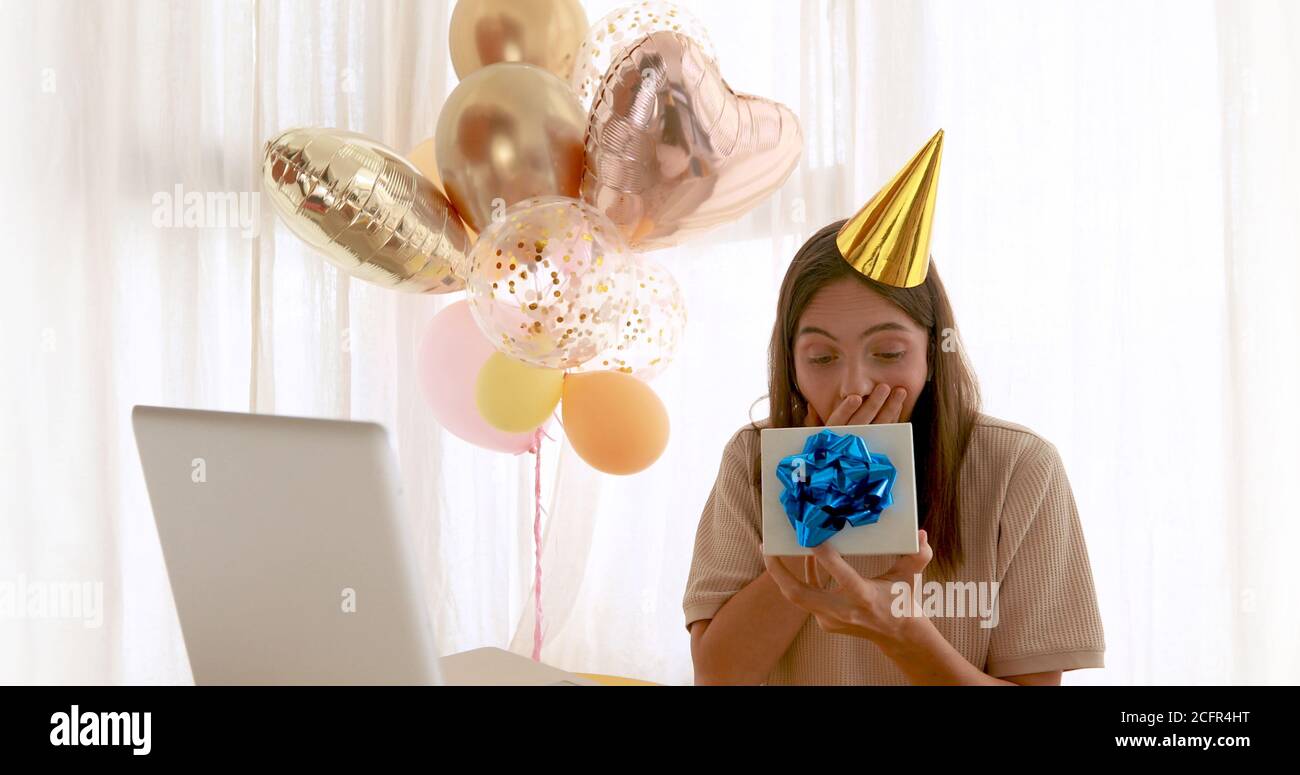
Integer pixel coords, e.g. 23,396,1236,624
969,411,1059,453
711,417,778,481
965,411,1068,486
722,417,771,455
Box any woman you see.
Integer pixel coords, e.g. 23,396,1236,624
682,220,1106,685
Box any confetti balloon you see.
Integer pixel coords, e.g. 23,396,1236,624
263,127,470,293
573,257,686,380
465,196,638,370
569,1,715,112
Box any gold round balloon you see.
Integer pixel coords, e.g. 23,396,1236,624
263,127,470,293
435,62,586,234
448,0,589,81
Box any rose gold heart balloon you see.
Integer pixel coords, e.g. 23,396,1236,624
581,31,802,251
569,1,715,112
263,127,469,293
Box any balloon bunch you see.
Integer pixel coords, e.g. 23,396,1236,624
262,0,802,476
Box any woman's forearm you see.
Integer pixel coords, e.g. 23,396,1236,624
691,571,810,685
873,614,1019,685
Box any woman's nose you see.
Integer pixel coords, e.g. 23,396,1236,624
839,358,875,399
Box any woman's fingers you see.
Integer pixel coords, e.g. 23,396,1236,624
765,554,839,612
811,543,869,595
845,384,889,425
824,394,863,425
808,386,907,428
765,555,817,600
884,529,933,579
805,554,828,589
876,386,907,424
845,384,907,425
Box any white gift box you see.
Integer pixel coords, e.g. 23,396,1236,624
760,423,919,556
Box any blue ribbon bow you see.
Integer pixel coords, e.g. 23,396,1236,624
776,429,897,548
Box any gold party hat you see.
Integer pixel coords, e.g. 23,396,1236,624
836,129,944,288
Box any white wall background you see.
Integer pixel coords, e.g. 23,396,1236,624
1,0,1296,685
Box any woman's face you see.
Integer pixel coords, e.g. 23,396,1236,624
792,277,930,424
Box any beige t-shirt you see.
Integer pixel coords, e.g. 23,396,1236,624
683,413,1106,684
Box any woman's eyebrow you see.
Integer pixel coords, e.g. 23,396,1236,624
796,322,909,341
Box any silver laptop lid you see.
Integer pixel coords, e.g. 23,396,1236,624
131,405,442,685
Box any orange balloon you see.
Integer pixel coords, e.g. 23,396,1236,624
561,371,669,475
407,137,446,193
408,137,477,241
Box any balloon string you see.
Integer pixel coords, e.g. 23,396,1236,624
532,427,544,662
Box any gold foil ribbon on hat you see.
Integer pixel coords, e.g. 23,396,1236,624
836,129,944,289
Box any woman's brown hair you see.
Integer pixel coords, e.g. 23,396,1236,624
751,219,981,579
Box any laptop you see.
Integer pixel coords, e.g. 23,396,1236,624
131,404,596,686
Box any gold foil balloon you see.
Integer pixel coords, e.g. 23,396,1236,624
465,196,638,370
582,31,803,251
448,0,589,81
263,127,469,293
435,62,587,234
837,129,945,289
573,257,686,380
570,1,715,112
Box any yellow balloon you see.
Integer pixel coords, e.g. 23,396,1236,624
561,371,669,475
475,351,563,433
448,0,588,81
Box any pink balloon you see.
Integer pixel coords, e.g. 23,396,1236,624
417,300,546,454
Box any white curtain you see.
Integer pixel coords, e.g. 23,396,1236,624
2,0,1296,685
